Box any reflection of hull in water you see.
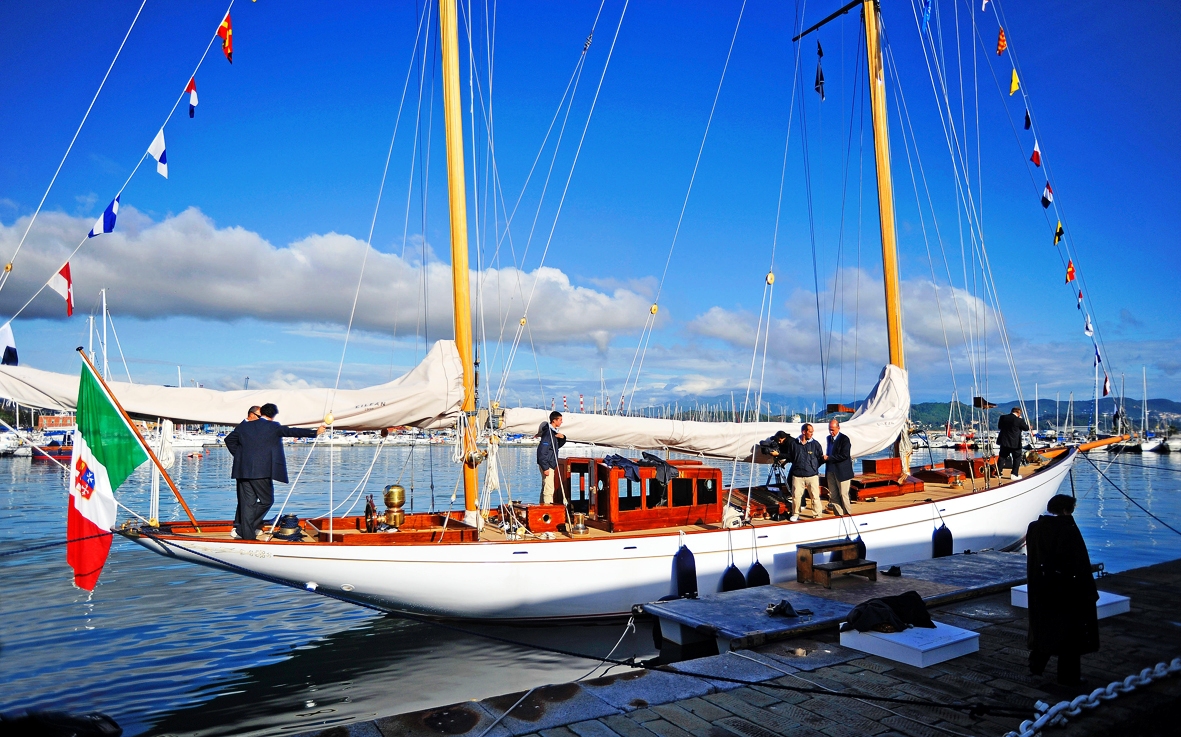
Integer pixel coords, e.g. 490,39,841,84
127,450,1075,621
145,611,654,737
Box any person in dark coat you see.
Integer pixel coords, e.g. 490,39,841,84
823,419,855,516
997,407,1030,480
1026,494,1099,686
535,411,566,504
225,403,326,540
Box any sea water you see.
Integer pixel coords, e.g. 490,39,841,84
1,446,1179,736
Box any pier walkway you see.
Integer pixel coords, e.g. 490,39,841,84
296,558,1181,737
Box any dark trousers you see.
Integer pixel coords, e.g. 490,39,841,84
235,477,275,540
1030,648,1082,685
999,446,1022,477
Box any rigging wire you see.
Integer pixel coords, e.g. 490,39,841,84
620,0,748,411
1081,453,1181,538
897,5,1029,414
2,0,238,331
988,0,1114,380
494,0,631,407
325,0,435,416
795,42,830,410
0,0,152,296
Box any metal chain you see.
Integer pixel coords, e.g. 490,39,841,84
1004,657,1181,737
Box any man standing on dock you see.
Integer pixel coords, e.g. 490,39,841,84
997,407,1029,480
1026,494,1099,686
536,411,566,505
225,403,326,540
823,419,854,516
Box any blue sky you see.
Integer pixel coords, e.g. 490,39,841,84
1,0,1178,409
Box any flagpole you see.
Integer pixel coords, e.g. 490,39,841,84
76,347,200,530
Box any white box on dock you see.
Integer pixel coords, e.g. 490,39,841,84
1010,585,1130,619
838,621,978,668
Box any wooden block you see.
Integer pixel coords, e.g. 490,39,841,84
839,621,979,668
945,456,999,478
516,504,566,533
913,468,966,485
862,457,902,475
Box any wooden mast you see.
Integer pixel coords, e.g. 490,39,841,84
862,0,905,370
438,0,480,520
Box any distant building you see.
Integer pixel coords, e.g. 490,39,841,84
38,414,76,430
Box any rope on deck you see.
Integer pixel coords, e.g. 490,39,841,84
1004,657,1181,737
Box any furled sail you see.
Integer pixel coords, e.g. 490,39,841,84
0,340,464,430
501,364,909,461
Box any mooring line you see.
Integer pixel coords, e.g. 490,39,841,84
1082,454,1181,538
0,531,114,558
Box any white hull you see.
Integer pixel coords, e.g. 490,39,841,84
130,450,1076,620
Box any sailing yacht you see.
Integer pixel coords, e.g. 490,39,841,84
0,1,1111,620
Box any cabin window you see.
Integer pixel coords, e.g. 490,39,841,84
671,478,694,507
696,478,717,505
646,479,668,509
618,478,641,511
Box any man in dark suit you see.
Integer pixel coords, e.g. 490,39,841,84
997,407,1030,480
823,419,854,516
225,403,326,540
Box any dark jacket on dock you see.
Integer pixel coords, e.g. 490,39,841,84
536,422,566,471
998,412,1030,449
225,418,318,483
1026,513,1100,656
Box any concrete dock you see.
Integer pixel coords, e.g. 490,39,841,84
295,558,1181,737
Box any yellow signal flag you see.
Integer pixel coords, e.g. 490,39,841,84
1010,69,1020,95
1054,221,1064,245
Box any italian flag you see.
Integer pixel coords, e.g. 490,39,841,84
68,360,148,590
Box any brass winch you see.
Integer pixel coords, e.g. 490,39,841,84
383,484,406,529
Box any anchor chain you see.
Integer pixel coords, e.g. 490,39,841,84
1004,657,1181,737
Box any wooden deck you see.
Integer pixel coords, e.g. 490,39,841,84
151,456,1049,546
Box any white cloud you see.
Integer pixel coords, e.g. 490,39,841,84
0,207,654,349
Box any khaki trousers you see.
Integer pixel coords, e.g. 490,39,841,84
791,475,822,518
826,473,853,516
539,466,555,504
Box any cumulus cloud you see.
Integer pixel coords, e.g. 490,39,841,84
0,207,653,349
689,269,999,363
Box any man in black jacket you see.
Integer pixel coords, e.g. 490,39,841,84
1026,494,1099,685
997,407,1030,480
759,425,824,521
225,403,326,540
536,411,566,504
823,419,854,516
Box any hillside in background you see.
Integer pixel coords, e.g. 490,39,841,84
910,398,1181,430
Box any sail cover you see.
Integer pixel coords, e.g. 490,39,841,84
0,340,464,430
501,364,909,461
